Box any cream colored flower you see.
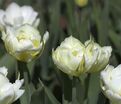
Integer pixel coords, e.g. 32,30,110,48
84,40,112,73
0,2,49,62
52,36,85,76
100,65,121,104
75,0,88,7
2,24,49,62
0,2,39,30
0,66,24,104
52,36,112,76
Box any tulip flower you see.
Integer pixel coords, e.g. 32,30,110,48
52,36,112,76
0,2,39,30
0,66,24,104
0,3,49,62
2,24,49,62
75,0,88,7
84,40,112,72
100,65,121,104
52,36,85,76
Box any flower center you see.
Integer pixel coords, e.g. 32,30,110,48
32,40,40,48
72,50,78,56
17,33,28,41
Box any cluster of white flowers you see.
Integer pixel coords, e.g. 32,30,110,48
0,2,49,103
52,36,121,104
0,2,121,104
52,36,112,76
0,2,49,62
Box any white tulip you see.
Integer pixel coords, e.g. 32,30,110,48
0,66,24,104
52,36,85,76
0,2,39,29
100,65,121,104
84,40,112,72
0,2,49,62
52,36,112,76
2,24,49,62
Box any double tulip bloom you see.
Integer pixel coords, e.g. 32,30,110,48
100,65,121,104
52,36,112,76
0,2,40,29
0,3,49,62
0,67,24,104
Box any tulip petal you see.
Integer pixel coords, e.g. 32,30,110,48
21,6,38,25
0,83,14,104
4,2,23,26
0,66,8,76
0,10,5,29
43,31,49,44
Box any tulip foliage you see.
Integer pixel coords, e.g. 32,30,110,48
0,0,120,104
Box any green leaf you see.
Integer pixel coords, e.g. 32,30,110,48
92,0,109,45
109,30,121,55
20,83,35,104
39,80,61,104
30,87,45,104
0,54,16,77
87,73,101,104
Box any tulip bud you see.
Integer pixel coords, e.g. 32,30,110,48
100,65,121,104
0,2,39,29
52,36,85,76
2,24,49,62
75,0,88,7
0,66,24,104
84,40,112,72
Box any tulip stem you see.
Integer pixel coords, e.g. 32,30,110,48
17,61,31,104
61,73,82,104
72,77,80,104
61,73,72,104
84,74,90,104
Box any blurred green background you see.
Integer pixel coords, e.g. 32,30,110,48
0,0,121,104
